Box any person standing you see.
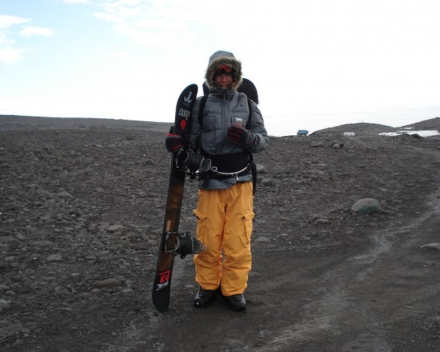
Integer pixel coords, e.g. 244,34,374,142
166,50,268,311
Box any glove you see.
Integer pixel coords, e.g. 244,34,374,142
165,133,183,152
227,125,250,145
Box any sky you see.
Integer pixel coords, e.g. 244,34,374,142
1,0,439,136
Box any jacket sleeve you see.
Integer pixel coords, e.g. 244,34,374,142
245,100,269,153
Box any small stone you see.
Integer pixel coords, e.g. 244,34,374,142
56,190,73,199
32,240,54,247
261,178,276,187
0,299,10,311
92,278,122,288
47,253,63,262
310,141,324,148
315,218,331,224
256,164,266,174
255,236,270,243
106,225,126,233
421,243,440,251
351,198,383,215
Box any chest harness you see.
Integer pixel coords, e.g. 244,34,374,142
196,95,257,194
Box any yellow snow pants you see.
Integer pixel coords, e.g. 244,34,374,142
193,182,254,296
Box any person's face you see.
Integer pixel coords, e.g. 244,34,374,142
215,73,233,89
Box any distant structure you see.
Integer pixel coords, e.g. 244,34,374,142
297,129,309,136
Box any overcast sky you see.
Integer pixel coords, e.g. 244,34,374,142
1,0,439,136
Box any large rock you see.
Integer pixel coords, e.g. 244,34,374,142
351,198,383,215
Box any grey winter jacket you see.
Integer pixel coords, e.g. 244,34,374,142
189,88,269,190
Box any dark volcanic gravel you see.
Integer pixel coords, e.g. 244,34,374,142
1,115,440,352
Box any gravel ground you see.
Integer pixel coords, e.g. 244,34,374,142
1,115,440,352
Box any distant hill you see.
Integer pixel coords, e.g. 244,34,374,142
0,114,172,132
403,117,440,130
313,117,440,136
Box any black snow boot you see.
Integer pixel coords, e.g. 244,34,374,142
194,287,217,308
225,294,246,312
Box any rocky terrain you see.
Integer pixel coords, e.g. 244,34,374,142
1,114,440,352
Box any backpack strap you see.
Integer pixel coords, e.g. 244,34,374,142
246,98,252,129
194,95,209,151
198,95,209,130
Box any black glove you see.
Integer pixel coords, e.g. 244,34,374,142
165,133,183,152
227,125,250,145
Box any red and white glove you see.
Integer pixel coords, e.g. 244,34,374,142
227,125,250,145
165,133,183,152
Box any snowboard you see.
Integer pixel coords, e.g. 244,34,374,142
152,84,198,313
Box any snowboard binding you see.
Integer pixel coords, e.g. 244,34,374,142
176,150,211,175
164,232,206,259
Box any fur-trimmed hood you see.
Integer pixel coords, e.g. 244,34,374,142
205,50,242,91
